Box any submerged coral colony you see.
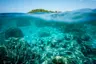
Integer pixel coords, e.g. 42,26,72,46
0,9,96,64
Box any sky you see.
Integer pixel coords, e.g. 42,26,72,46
0,0,96,13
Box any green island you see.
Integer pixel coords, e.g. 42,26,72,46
28,9,61,13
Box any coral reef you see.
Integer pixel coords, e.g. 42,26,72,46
0,26,96,64
4,27,24,39
0,37,40,64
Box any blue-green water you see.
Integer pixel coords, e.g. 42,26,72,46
0,9,96,64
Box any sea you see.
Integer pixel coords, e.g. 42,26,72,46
0,9,96,64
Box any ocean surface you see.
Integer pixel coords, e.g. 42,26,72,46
0,9,96,64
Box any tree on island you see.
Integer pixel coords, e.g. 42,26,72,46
28,9,61,13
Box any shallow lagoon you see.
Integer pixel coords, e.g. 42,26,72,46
0,9,96,64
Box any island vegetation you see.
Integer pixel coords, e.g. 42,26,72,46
28,9,61,13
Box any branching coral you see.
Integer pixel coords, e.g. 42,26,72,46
0,37,40,64
0,26,96,64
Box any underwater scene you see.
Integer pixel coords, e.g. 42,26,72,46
0,9,96,64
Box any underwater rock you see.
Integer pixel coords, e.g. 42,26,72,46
5,27,24,39
43,55,84,64
51,56,68,64
42,56,66,64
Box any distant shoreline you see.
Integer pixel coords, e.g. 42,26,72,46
28,9,61,13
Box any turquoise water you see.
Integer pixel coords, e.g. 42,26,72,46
0,9,96,64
